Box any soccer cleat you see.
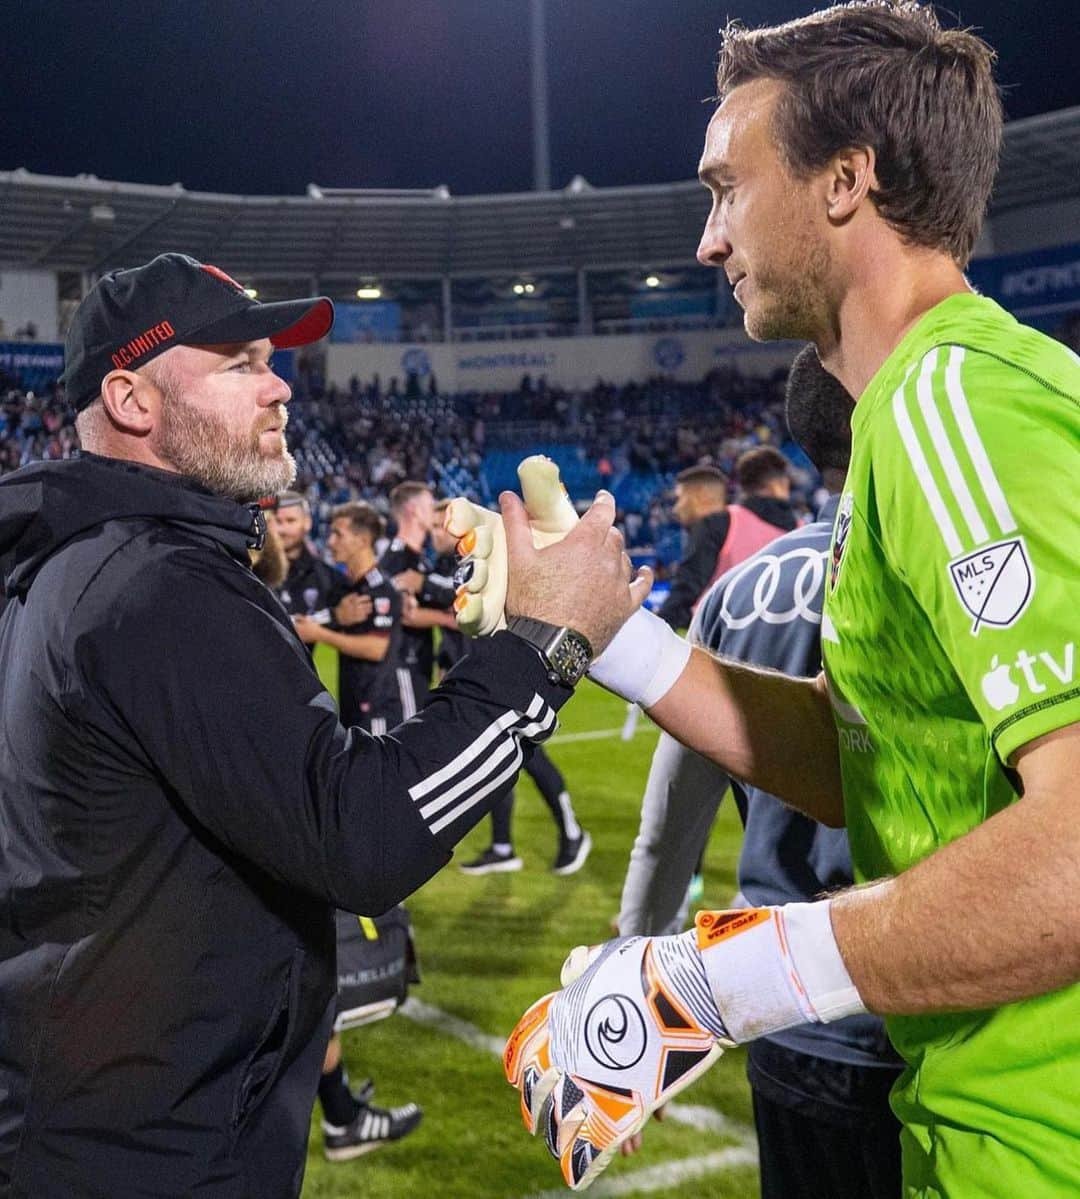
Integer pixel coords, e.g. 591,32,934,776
322,1101,422,1161
504,934,732,1190
459,847,524,875
444,456,579,637
552,831,592,876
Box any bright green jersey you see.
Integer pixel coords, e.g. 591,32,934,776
822,293,1080,1198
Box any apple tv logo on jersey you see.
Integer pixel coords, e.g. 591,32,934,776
981,643,1075,711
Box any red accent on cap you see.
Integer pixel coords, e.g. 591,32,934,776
269,299,334,348
200,263,246,292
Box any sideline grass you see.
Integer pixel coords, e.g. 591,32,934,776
301,670,759,1199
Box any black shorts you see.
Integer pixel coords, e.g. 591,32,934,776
747,1038,903,1199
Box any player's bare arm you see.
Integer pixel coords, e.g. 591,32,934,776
294,618,390,663
647,654,844,826
832,721,1080,1013
401,605,458,631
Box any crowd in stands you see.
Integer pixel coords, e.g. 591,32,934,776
1,360,818,566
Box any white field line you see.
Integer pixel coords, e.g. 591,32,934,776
399,997,758,1194
548,725,659,745
399,996,506,1058
524,1145,760,1199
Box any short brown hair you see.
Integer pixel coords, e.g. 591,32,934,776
715,2,1002,265
389,480,432,516
735,447,789,493
331,502,385,543
676,465,728,491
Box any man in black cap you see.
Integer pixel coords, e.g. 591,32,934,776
0,253,648,1197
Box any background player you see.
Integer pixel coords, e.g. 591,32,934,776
432,498,470,679
379,480,458,714
269,490,345,626
295,502,405,734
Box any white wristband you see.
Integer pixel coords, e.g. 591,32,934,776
587,608,692,708
693,901,865,1043
779,900,865,1025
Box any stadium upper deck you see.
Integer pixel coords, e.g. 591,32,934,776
3,106,1078,288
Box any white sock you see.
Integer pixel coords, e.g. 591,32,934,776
557,792,581,841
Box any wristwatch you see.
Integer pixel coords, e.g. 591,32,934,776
507,616,594,688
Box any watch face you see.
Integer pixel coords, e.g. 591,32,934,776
552,636,590,684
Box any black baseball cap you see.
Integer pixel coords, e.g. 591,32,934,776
61,252,334,411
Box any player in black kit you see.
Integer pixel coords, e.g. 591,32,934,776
294,503,405,733
378,481,458,712
270,491,346,624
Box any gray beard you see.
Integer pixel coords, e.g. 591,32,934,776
158,399,295,503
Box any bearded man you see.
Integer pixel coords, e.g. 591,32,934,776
0,253,648,1197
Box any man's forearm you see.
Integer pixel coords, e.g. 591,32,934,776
648,647,844,825
320,629,389,661
404,608,457,630
832,767,1080,1014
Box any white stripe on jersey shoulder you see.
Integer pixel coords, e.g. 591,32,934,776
892,359,964,556
893,344,1018,554
916,347,989,545
942,346,1017,537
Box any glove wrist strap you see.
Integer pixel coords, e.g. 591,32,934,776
692,901,865,1043
587,608,691,708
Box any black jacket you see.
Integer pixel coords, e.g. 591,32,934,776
0,454,567,1198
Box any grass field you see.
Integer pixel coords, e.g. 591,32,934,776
302,658,759,1199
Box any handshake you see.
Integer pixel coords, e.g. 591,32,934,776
443,456,651,653
443,458,691,708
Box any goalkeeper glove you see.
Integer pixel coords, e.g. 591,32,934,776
504,902,864,1190
443,455,578,636
444,456,691,707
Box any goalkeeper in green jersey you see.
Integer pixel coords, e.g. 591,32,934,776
498,4,1079,1195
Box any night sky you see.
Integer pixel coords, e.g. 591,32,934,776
7,1,1079,197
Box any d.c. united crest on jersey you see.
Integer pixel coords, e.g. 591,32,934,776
829,492,854,592
947,536,1034,634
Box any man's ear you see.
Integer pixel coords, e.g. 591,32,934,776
825,146,877,224
99,369,159,436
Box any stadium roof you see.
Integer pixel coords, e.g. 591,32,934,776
3,107,1079,283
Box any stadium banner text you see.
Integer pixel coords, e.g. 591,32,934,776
327,330,797,392
0,342,64,392
967,241,1080,332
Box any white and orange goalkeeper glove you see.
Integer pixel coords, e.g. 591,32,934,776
444,456,691,706
443,455,578,636
504,903,865,1190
